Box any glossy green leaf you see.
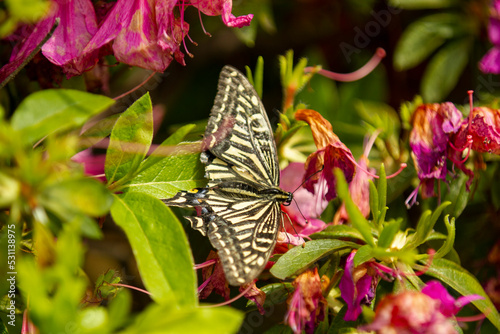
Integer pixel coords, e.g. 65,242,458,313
407,201,450,249
369,180,378,223
270,239,358,280
443,173,469,218
378,220,401,248
311,225,365,241
389,0,457,9
122,303,243,334
421,39,470,102
138,124,196,173
335,169,375,247
105,93,153,185
126,153,206,198
353,244,373,267
11,89,114,144
394,14,462,70
434,215,455,259
246,283,293,309
40,178,114,217
426,258,500,331
110,192,196,306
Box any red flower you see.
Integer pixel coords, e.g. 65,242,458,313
407,103,463,206
339,251,377,321
285,268,327,334
362,281,483,334
295,109,356,201
459,107,500,155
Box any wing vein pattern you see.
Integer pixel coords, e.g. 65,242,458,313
163,65,292,285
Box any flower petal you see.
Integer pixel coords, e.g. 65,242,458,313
190,0,253,28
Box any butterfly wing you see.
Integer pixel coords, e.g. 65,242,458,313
202,65,280,189
163,66,288,285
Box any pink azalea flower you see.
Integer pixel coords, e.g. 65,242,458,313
339,251,377,321
406,103,463,206
42,0,99,77
480,1,500,74
190,0,253,28
240,281,266,315
279,162,328,238
1,0,99,81
294,109,356,202
459,107,500,155
333,133,378,224
82,0,185,72
421,281,483,318
199,251,230,301
362,280,483,333
285,268,327,334
72,149,106,182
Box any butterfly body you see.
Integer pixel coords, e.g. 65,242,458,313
163,66,291,285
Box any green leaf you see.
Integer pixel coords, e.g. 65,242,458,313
394,14,462,70
110,192,196,306
126,153,206,198
311,225,365,241
369,180,378,223
434,215,455,259
353,245,373,267
426,258,500,331
11,89,114,144
40,178,113,217
378,220,401,248
389,0,458,9
443,173,469,218
407,201,450,249
421,39,470,102
270,239,358,280
122,303,243,334
138,124,196,173
105,93,153,185
335,169,375,247
246,283,293,309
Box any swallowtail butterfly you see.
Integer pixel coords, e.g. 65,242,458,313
163,66,292,286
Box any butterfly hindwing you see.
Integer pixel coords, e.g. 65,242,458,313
163,66,291,285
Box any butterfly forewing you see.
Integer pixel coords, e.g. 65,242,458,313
204,67,279,187
163,65,291,286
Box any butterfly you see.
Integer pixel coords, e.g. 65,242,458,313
163,65,292,286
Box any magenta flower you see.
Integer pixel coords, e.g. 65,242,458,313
82,0,185,72
279,162,328,237
285,268,327,334
295,109,356,202
339,251,377,321
0,0,99,81
72,149,106,182
42,0,99,77
1,0,254,81
422,281,483,318
480,1,500,74
461,107,500,155
406,103,463,206
190,0,253,28
362,280,483,333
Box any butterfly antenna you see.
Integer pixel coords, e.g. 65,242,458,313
291,165,325,194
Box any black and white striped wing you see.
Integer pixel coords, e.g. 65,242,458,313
202,66,280,188
163,66,288,286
